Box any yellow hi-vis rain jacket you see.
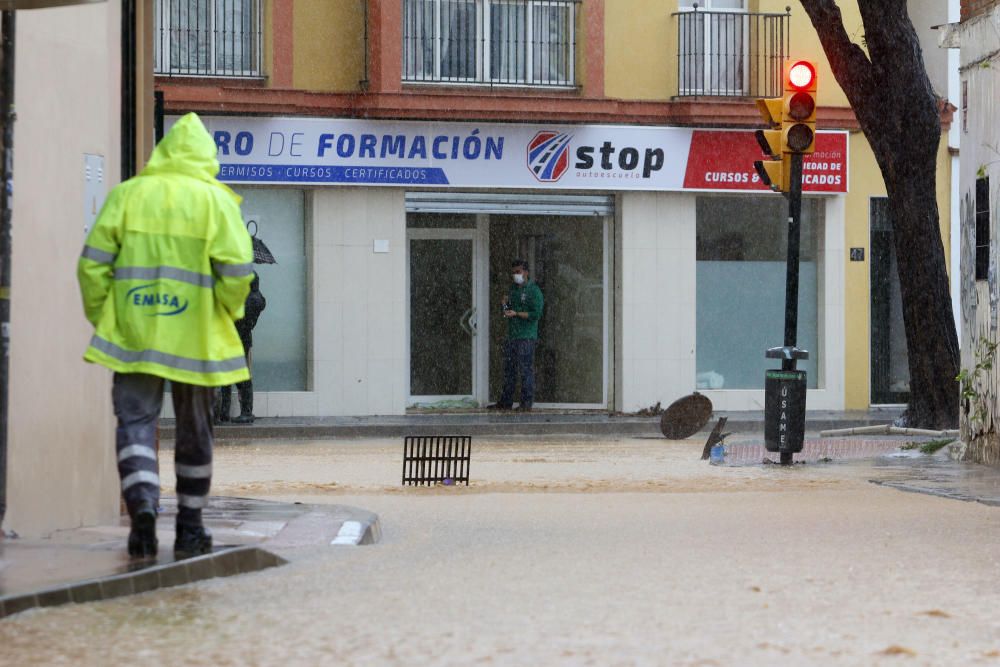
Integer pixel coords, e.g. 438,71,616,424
77,112,254,387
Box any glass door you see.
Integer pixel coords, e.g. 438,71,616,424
408,228,480,406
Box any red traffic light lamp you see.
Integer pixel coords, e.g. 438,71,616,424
787,60,816,90
782,60,817,155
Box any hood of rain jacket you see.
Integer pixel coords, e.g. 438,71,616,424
77,112,254,386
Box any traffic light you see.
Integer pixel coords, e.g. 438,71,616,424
754,96,788,192
782,60,817,154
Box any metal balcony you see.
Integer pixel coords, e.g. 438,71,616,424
673,5,790,98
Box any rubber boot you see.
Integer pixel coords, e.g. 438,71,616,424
174,523,213,558
127,499,158,558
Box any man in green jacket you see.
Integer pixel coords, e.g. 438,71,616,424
77,113,254,559
489,259,544,411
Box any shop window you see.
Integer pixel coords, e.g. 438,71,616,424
976,175,990,281
234,188,308,391
696,196,823,390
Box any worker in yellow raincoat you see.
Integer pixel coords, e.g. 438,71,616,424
78,112,253,559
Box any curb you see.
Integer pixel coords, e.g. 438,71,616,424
0,546,285,620
160,413,904,441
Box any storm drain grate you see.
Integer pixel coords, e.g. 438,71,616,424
402,436,471,486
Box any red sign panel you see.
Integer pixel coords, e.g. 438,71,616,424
683,130,848,193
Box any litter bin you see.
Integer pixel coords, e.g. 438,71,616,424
764,369,807,454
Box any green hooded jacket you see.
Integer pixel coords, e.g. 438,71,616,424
77,112,254,386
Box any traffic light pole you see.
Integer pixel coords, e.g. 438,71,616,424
779,153,804,466
764,152,809,466
783,152,803,369
760,59,816,466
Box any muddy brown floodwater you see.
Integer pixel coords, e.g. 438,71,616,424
3,437,1000,667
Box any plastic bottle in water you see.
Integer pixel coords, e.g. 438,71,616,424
709,443,726,465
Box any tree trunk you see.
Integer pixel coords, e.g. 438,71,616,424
799,0,959,428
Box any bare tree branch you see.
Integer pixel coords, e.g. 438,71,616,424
798,0,873,98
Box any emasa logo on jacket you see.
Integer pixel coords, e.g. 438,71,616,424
126,283,189,316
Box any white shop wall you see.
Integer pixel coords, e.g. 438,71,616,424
311,188,408,416
619,192,698,412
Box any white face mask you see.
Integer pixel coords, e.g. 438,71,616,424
513,274,525,285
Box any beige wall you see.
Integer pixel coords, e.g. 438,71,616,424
5,2,120,537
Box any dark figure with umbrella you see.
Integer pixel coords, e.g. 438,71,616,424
216,220,276,424
217,272,266,424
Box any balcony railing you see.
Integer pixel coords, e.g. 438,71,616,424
403,0,579,87
154,0,263,78
673,5,790,98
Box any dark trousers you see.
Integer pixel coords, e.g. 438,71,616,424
217,350,252,418
499,338,537,407
218,377,253,417
112,373,214,524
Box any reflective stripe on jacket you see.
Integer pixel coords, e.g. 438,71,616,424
77,112,254,387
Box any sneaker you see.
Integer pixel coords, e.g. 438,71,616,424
174,523,213,558
516,405,533,412
486,403,513,410
232,413,255,425
127,500,158,558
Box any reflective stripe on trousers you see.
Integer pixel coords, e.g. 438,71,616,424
112,373,215,515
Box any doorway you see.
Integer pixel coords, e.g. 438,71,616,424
407,215,484,406
870,197,910,405
406,197,610,409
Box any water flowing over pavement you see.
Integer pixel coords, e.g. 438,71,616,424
3,436,1000,666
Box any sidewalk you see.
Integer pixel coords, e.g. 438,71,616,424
0,496,380,619
162,407,907,441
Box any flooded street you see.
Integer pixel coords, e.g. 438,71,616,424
4,437,1000,666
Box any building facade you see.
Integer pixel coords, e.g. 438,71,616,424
944,0,1000,462
156,0,955,418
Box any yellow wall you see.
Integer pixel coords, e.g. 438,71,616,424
605,0,858,106
936,138,953,281
841,131,954,409
292,0,366,92
783,0,853,109
842,132,883,409
604,0,672,100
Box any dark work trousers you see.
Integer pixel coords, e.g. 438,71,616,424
112,373,215,525
498,338,537,407
218,350,252,418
